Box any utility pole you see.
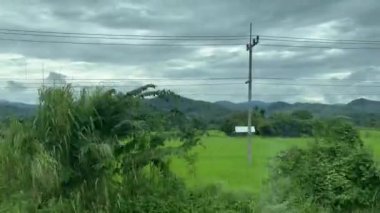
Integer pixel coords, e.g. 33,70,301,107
246,23,259,165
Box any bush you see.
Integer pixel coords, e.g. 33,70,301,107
260,120,380,212
269,113,314,137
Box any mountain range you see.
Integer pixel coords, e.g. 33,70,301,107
214,98,380,126
0,97,379,126
215,98,379,116
0,100,35,119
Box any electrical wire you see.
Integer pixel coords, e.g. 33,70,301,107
260,43,380,50
261,38,380,45
0,76,378,83
260,35,380,43
4,80,380,87
3,86,380,98
0,31,247,41
0,37,243,47
2,36,380,50
3,27,380,43
0,28,248,38
3,79,380,89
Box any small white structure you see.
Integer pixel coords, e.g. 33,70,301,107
234,126,255,134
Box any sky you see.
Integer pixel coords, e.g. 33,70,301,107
0,0,380,104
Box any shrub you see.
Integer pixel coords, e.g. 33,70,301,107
260,120,380,212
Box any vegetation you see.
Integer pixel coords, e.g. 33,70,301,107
171,131,308,193
2,94,380,129
0,86,254,212
173,129,380,188
146,95,231,129
258,120,380,212
221,109,315,137
216,98,380,128
1,85,380,212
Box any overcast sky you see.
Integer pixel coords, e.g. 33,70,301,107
0,0,379,104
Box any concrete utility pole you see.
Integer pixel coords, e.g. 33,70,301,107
246,23,259,165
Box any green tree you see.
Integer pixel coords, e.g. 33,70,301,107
0,85,255,212
0,86,197,211
269,112,313,137
291,110,313,120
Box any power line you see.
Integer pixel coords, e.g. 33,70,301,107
260,43,380,50
260,35,380,43
7,30,380,44
3,27,380,44
0,31,246,41
261,38,380,45
253,77,379,82
3,36,380,50
253,82,380,87
4,86,380,98
0,37,243,47
3,82,245,88
4,27,380,43
4,80,380,87
0,28,248,38
180,93,380,97
17,77,380,83
11,30,380,45
2,77,380,84
0,77,247,81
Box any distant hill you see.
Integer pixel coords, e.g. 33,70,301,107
147,96,380,128
146,95,232,122
1,96,380,127
214,98,380,127
346,98,380,114
214,100,269,111
0,100,36,119
214,99,380,116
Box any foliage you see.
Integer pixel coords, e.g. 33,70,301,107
220,109,314,137
260,119,380,212
291,110,313,120
146,94,232,130
0,85,253,212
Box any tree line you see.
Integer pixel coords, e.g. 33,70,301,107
221,107,315,137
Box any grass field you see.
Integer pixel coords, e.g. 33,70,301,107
171,129,380,194
361,129,380,161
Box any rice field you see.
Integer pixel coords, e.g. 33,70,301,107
171,129,380,194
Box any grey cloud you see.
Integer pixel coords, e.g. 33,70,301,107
0,39,197,67
345,67,380,81
87,7,188,30
0,0,379,103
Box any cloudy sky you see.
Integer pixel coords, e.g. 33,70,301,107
0,0,380,104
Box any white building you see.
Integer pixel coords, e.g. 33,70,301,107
234,126,256,134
